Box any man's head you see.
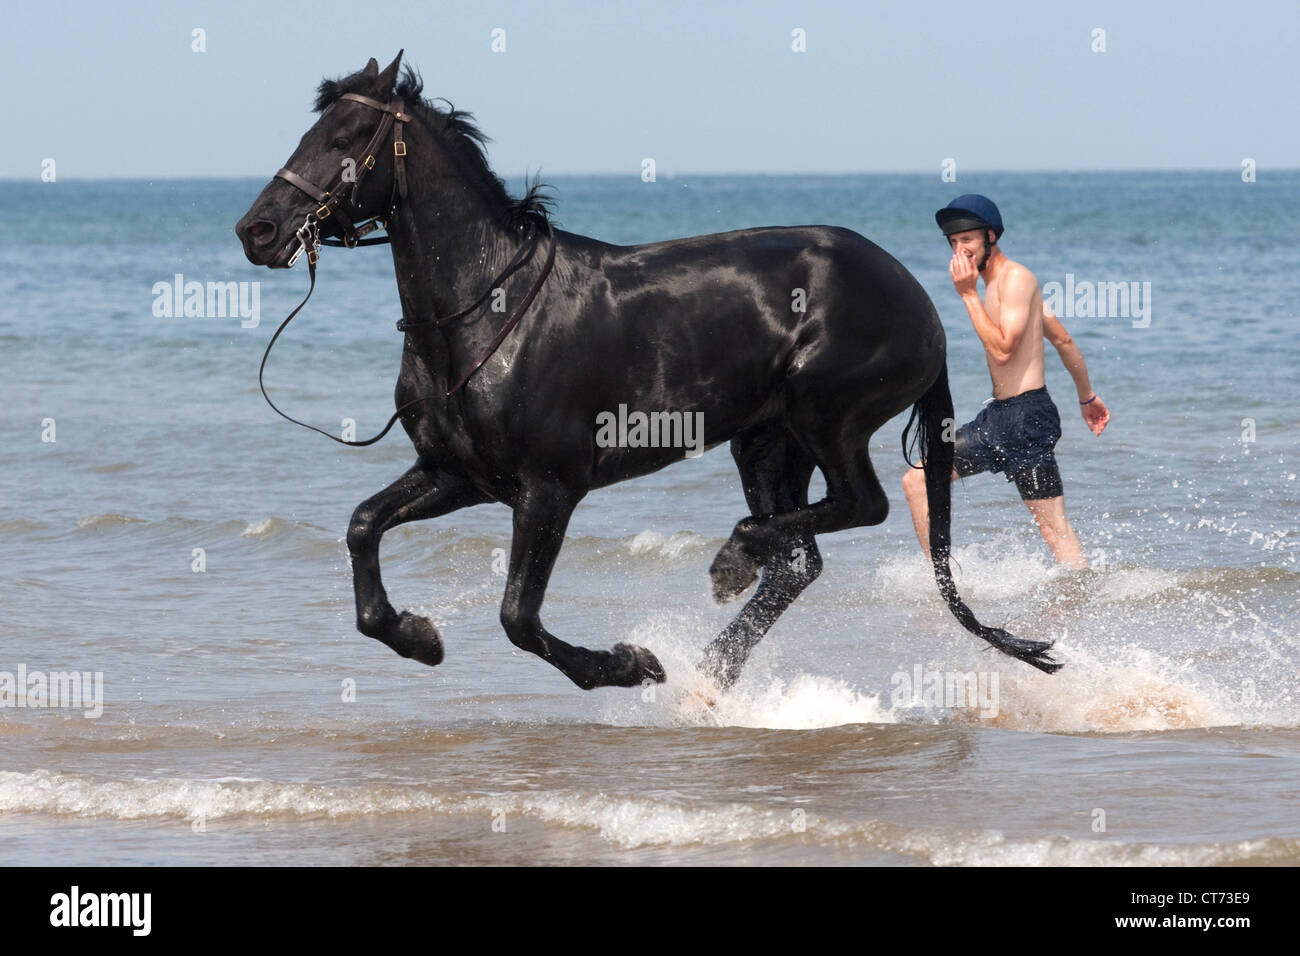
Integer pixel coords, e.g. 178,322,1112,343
947,227,997,272
936,194,1003,273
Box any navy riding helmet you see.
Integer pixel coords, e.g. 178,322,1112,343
935,194,1004,240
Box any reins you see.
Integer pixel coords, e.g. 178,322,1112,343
258,92,556,447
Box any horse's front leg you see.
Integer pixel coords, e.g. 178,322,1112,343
347,459,490,666
500,482,666,689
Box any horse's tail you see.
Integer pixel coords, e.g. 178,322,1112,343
902,364,1063,674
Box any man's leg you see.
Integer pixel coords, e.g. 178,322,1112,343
902,414,991,563
901,463,962,563
1023,495,1088,569
905,464,1088,568
1011,456,1088,568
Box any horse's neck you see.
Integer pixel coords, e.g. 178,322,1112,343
388,200,525,326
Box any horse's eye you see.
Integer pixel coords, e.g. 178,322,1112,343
331,137,350,151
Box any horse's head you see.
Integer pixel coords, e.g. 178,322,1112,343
235,52,410,267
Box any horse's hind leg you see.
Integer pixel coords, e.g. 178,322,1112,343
700,426,822,688
500,482,666,690
710,397,895,603
348,459,490,666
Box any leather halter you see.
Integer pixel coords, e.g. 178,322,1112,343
258,93,557,447
274,92,410,252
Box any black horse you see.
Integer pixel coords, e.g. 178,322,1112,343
235,53,1061,691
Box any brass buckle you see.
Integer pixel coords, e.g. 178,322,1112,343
307,249,318,265
363,155,375,170
393,141,407,157
315,203,331,220
287,214,316,268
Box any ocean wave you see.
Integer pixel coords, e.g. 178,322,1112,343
0,518,50,535
626,529,715,561
239,516,333,538
0,769,797,848
887,826,1300,866
0,769,446,822
2,770,1293,863
56,512,1294,604
59,514,723,569
74,513,148,530
86,462,140,475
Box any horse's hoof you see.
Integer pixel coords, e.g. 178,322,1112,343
394,611,444,667
609,642,666,687
709,539,760,604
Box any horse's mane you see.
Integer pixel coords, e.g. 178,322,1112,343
314,64,553,232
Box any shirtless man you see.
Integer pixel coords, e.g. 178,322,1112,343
902,194,1110,568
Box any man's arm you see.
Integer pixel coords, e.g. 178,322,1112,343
1043,305,1110,435
950,255,1031,364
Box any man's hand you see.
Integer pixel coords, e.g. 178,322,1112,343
1081,394,1110,435
949,251,979,296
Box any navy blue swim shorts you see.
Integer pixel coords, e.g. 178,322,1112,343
952,386,1064,500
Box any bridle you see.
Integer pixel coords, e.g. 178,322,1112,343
259,91,557,447
277,92,411,255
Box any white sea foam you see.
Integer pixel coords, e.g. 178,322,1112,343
598,560,1278,734
0,769,445,821
241,517,278,537
667,672,896,730
600,615,899,730
2,769,1292,864
867,542,1293,732
75,513,146,530
872,537,1062,604
978,645,1236,733
646,653,1236,735
0,769,789,847
1094,566,1183,603
891,825,1300,866
626,529,711,561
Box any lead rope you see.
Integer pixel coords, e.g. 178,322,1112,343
257,217,410,446
258,217,556,447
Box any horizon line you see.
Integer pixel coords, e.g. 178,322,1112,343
3,166,1294,183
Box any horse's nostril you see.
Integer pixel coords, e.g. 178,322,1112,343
247,220,275,240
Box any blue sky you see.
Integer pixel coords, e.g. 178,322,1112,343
2,0,1295,178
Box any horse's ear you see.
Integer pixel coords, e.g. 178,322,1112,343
376,50,404,93
362,57,379,78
